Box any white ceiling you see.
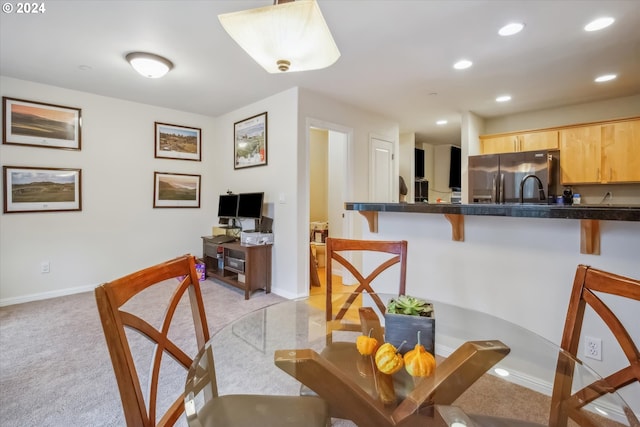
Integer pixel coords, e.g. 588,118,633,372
1,0,639,145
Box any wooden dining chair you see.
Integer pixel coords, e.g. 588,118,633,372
324,237,408,344
549,264,640,427
302,238,408,417
96,254,329,427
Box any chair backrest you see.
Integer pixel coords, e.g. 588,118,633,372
325,238,407,342
549,264,640,427
95,255,210,427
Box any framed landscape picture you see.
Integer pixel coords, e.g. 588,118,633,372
3,166,82,213
155,122,201,161
234,112,267,169
153,172,201,208
3,97,82,150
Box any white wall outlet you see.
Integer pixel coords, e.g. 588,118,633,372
40,261,50,274
585,336,602,360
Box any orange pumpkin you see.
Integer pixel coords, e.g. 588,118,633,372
375,341,405,375
356,328,379,356
403,331,436,377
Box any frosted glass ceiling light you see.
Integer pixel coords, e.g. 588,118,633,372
126,52,173,78
496,95,511,102
219,0,340,73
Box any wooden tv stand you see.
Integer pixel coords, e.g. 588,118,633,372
201,236,272,300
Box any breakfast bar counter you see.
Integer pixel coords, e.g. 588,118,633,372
346,202,640,255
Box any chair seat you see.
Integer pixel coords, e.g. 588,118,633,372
195,394,329,427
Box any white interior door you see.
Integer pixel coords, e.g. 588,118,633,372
370,137,394,202
328,130,347,240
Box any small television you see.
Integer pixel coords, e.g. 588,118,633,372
217,194,238,218
237,192,264,219
449,146,461,189
415,148,425,179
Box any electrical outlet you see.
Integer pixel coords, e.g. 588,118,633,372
40,261,50,274
585,336,602,360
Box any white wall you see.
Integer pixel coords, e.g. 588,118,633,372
212,88,300,298
399,132,415,202
0,76,217,304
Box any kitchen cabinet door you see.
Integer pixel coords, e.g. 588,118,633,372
481,135,517,154
560,125,601,184
520,130,559,152
602,120,640,183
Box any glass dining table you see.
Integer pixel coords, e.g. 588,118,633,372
184,293,636,427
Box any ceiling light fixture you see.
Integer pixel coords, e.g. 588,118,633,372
498,22,524,36
496,95,511,102
584,17,615,32
126,52,173,78
436,120,448,125
453,59,473,70
218,0,340,73
595,74,617,82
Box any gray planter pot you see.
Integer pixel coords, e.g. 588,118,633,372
384,312,435,355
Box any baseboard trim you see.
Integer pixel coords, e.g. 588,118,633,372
0,284,96,307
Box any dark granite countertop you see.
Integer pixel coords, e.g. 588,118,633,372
345,202,640,222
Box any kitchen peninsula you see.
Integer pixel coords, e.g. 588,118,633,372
346,202,640,255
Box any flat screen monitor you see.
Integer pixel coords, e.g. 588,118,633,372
237,192,264,219
217,194,238,218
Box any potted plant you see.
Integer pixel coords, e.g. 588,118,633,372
384,295,435,355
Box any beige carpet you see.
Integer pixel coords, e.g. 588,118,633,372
0,279,284,427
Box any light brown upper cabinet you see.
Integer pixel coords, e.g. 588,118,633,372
560,119,640,184
480,130,558,154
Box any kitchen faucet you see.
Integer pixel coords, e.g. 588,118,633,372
519,174,546,203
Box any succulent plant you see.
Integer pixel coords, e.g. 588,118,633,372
387,295,434,317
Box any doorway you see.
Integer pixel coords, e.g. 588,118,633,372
307,119,352,290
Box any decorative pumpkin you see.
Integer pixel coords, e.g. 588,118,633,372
375,341,405,375
356,328,379,356
403,331,436,377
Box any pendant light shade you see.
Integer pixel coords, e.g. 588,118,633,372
219,0,340,73
126,52,173,78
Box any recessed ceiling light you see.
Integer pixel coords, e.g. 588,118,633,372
126,52,174,78
453,59,473,70
498,22,524,36
496,95,511,102
436,120,448,125
595,74,617,82
584,17,614,32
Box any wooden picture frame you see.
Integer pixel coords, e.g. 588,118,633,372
3,166,82,213
234,112,267,169
153,172,201,208
2,97,82,150
155,122,201,161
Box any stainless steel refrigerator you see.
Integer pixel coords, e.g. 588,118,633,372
468,150,560,204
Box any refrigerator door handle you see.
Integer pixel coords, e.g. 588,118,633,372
491,174,497,203
499,173,505,204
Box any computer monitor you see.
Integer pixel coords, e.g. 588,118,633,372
217,194,238,218
237,192,264,219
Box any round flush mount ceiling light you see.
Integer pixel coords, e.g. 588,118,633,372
453,59,473,70
436,120,448,125
498,22,524,36
496,95,512,102
584,17,614,32
126,52,173,78
595,74,617,82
